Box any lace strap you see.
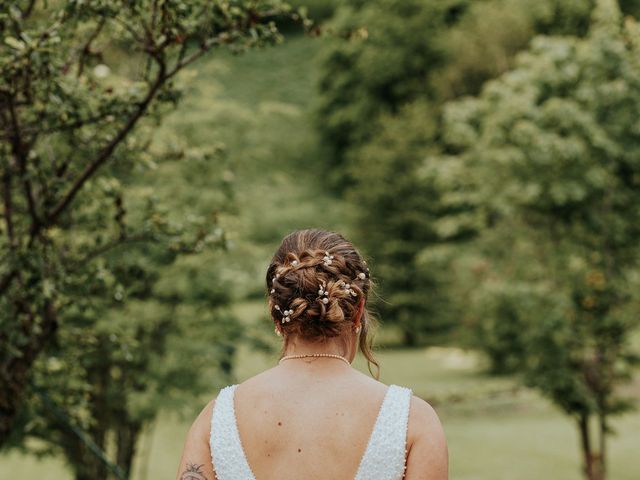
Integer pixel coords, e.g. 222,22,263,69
209,385,256,480
355,384,413,480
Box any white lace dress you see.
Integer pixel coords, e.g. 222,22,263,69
210,384,413,480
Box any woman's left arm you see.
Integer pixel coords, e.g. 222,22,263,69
176,399,217,480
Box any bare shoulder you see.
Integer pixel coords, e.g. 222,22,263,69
405,395,448,480
189,397,216,438
176,396,218,480
408,395,444,436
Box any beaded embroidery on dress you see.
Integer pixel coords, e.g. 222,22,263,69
209,384,413,480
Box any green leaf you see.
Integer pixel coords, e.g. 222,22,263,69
4,36,25,50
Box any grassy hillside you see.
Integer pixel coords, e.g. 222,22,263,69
154,33,355,301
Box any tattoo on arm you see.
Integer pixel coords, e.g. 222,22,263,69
180,462,209,480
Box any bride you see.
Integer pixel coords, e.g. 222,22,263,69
177,229,448,480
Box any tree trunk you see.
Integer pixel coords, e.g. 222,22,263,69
0,301,57,446
0,355,32,445
74,451,109,480
578,413,607,480
67,434,109,480
578,414,595,480
137,421,156,480
65,342,111,480
596,412,607,480
116,420,142,478
402,328,416,347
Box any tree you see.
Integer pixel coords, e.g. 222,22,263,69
346,101,482,344
315,0,608,183
0,0,299,452
21,245,241,479
10,135,243,478
438,1,640,477
315,0,469,185
315,0,615,344
429,0,596,100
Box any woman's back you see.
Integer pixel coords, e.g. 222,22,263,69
212,364,411,480
176,229,448,480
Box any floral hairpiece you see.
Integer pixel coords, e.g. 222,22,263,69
282,308,294,323
322,251,334,266
318,281,330,304
341,281,358,297
274,304,294,323
269,255,371,326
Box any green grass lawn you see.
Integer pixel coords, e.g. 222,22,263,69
4,303,638,479
2,34,639,480
5,338,638,479
145,334,640,480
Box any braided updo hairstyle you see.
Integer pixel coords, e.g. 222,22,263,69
267,229,380,378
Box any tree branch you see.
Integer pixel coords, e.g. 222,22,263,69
0,269,18,296
2,170,14,248
165,7,286,80
21,0,37,19
45,58,168,229
1,96,20,249
77,17,107,78
68,232,153,272
0,110,123,141
112,17,145,44
6,93,41,236
166,37,223,79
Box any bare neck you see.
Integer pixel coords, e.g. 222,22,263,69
281,334,358,364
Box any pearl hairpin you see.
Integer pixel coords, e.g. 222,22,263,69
322,251,334,266
270,254,372,333
318,282,330,304
341,281,358,297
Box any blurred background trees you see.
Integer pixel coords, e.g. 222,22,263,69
0,0,299,477
434,2,640,476
315,0,598,344
1,0,639,479
314,1,640,477
316,0,640,348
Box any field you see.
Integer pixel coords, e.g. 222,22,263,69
1,34,638,479
3,332,639,479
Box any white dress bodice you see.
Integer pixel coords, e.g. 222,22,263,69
209,383,413,480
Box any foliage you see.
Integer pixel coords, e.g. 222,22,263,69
429,0,596,100
345,101,481,344
436,1,640,478
315,0,621,344
0,0,301,477
316,0,478,341
315,0,609,181
288,0,341,22
315,0,468,184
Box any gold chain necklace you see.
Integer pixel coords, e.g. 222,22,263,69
279,353,351,366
